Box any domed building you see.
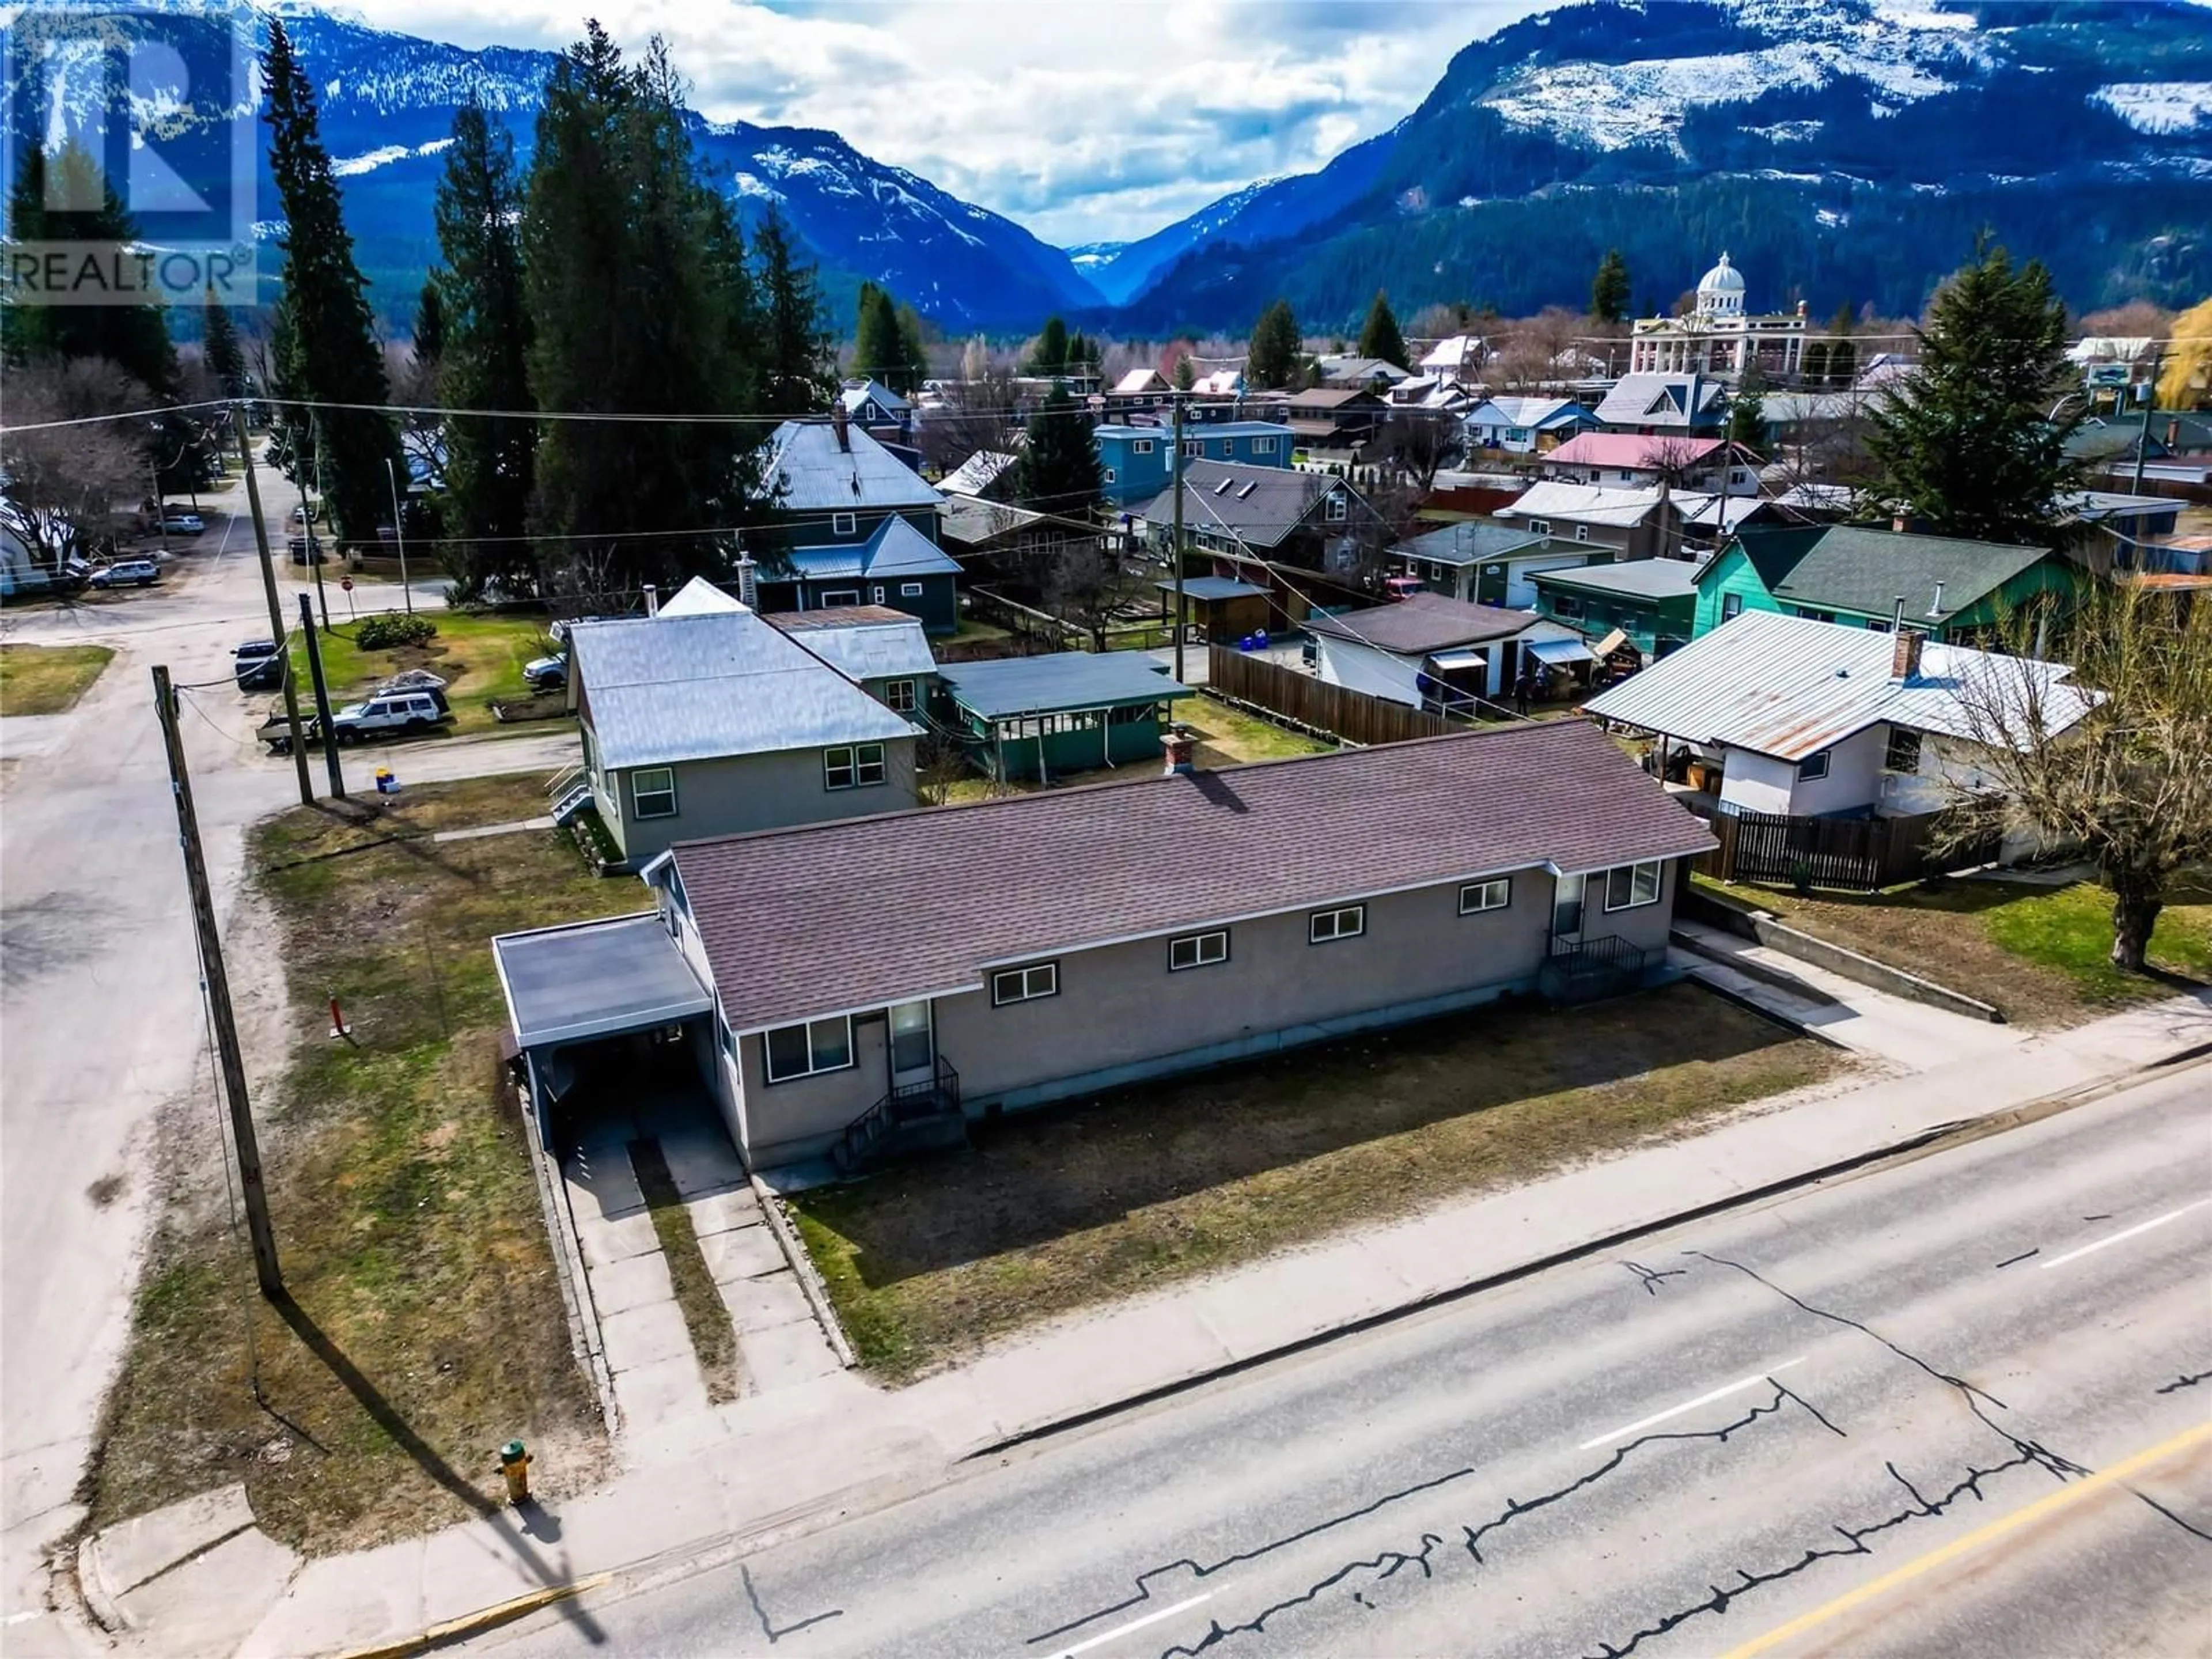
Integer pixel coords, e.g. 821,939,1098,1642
1628,251,1810,384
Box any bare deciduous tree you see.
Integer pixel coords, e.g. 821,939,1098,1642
0,358,153,569
1041,532,1142,653
1940,586,2212,971
1371,409,1465,495
922,363,1022,475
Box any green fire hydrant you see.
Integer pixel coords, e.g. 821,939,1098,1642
498,1439,532,1505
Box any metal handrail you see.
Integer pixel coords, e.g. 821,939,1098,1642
544,761,584,798
835,1057,961,1171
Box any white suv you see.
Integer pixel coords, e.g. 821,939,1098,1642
328,691,447,740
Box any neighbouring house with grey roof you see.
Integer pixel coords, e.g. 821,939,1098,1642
749,414,945,566
1463,396,1600,454
563,601,921,870
1306,591,1589,707
755,514,963,635
760,605,938,715
937,650,1192,781
1390,520,1607,606
495,722,1701,1170
1140,459,1387,584
1593,374,1729,435
1528,559,1700,662
839,377,912,438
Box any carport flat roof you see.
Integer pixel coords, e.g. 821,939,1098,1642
493,912,713,1051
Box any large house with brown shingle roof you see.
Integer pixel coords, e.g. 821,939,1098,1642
495,721,1713,1172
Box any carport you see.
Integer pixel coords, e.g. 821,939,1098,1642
493,912,717,1152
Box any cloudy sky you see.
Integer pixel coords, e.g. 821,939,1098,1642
350,0,1552,245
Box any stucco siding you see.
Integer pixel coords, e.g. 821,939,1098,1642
611,739,919,868
1785,724,1886,816
1718,747,1800,816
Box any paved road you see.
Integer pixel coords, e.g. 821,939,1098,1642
480,1066,2212,1659
0,476,567,1639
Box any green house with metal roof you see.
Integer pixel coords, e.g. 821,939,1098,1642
1691,525,2088,643
1528,559,1699,661
937,652,1194,782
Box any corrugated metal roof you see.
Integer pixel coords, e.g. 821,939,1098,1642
939,450,1018,497
938,650,1192,719
762,610,936,681
786,516,961,581
1467,396,1586,428
658,575,744,616
1592,375,1728,429
763,420,942,513
1547,433,1725,469
1499,481,1672,528
569,609,915,771
1394,521,1551,566
1584,609,2096,761
938,495,1050,547
671,722,1717,1036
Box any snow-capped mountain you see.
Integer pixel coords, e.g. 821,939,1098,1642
1111,0,2212,329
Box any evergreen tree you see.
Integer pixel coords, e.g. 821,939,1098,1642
1357,290,1408,369
894,302,929,393
1014,380,1103,516
523,26,766,588
412,282,445,365
753,210,833,415
263,20,401,540
1172,353,1196,392
852,281,900,382
1727,361,1768,451
1248,298,1302,390
1032,314,1070,376
1865,238,2079,547
202,287,249,400
1591,249,1632,323
432,101,536,595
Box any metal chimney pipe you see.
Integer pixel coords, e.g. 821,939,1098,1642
1927,580,1945,619
736,554,759,610
642,583,659,618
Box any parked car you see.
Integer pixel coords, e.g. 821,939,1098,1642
547,616,607,644
522,654,567,691
234,639,284,690
89,559,160,589
160,510,204,535
328,690,449,741
287,536,324,565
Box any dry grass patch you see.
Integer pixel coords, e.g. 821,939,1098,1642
0,643,113,714
794,982,1844,1381
1177,692,1335,766
86,777,618,1555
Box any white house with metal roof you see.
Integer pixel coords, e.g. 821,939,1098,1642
1585,609,2096,825
564,602,921,870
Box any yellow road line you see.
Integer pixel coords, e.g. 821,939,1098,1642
1715,1416,2212,1659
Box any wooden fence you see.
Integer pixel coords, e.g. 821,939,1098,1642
1207,645,1459,747
1695,808,1944,892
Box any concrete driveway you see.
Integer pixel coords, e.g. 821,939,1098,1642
0,470,573,1649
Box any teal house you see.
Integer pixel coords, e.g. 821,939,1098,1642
937,652,1193,782
1692,525,2087,643
1528,560,1699,661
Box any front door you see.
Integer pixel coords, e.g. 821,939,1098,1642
1552,873,1586,946
888,1000,934,1089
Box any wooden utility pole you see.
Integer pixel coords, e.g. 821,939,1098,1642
234,407,314,805
307,412,333,630
1170,393,1187,684
153,665,283,1298
297,593,346,799
2131,346,2162,498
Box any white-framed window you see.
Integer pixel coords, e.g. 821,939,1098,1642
1573,523,1590,542
1103,467,1117,483
871,584,887,604
1309,904,1365,943
883,679,917,713
630,767,677,819
1132,439,1154,455
821,588,861,607
900,581,925,597
1182,438,1203,457
1325,493,1348,523
1526,517,1551,535
1721,592,1745,622
992,962,1058,1005
1427,561,1446,582
824,743,887,790
1253,437,1277,454
763,1016,853,1083
832,512,857,536
1603,861,1664,911
1460,877,1511,914
1168,930,1229,971
1797,749,1831,781
1884,728,1923,774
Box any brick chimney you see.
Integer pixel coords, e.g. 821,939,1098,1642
1891,512,1910,534
1162,729,1196,775
830,401,851,452
1891,626,1925,683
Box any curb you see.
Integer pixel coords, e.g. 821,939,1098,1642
751,1174,858,1370
330,1573,611,1659
73,1535,128,1635
962,1042,2211,1460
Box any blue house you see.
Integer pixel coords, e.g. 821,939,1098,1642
750,416,945,563
755,517,964,636
1096,422,1293,507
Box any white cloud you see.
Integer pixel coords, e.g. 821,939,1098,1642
348,0,1552,243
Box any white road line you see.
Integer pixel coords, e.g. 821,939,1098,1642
2039,1199,2211,1270
1577,1360,1805,1452
1048,1592,1214,1658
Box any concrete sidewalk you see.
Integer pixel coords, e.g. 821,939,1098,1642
70,989,2212,1659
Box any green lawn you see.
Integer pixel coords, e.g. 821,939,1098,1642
0,643,113,715
291,611,558,736
88,779,613,1554
1699,872,2212,1027
1177,692,1335,766
793,983,1844,1381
